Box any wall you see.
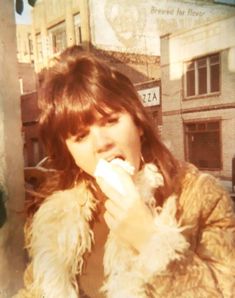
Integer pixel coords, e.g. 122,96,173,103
161,16,235,179
31,0,86,72
16,24,34,63
21,92,44,166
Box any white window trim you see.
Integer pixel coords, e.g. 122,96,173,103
184,54,220,99
48,22,67,55
74,13,82,45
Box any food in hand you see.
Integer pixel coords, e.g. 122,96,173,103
94,158,134,195
110,158,135,175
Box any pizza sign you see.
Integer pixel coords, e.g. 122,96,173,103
138,86,160,107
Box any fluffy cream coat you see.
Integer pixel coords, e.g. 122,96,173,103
14,163,235,297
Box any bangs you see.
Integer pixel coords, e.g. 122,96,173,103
54,83,125,140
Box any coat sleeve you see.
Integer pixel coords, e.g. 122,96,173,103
13,188,95,298
190,174,235,297
132,173,235,297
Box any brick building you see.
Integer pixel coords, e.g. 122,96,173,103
161,15,235,180
23,0,162,166
16,23,38,166
21,91,44,166
31,0,89,72
22,0,235,167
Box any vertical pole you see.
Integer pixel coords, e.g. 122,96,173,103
0,1,25,296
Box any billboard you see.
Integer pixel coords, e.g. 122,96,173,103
89,0,235,55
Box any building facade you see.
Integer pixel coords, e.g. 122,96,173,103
31,0,90,72
16,24,34,64
16,24,37,95
26,1,235,169
21,91,44,166
16,23,39,166
20,0,91,166
161,15,235,180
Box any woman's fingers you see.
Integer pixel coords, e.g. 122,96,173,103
104,209,118,230
95,165,139,206
96,177,126,207
104,197,156,252
105,198,123,217
96,163,157,251
111,165,138,198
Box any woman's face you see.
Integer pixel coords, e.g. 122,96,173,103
65,111,143,177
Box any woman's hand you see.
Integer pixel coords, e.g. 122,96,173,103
96,164,156,253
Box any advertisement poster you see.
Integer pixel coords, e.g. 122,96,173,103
89,0,235,55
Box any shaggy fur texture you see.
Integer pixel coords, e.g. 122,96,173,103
16,181,97,298
15,163,235,298
15,164,189,298
102,164,189,298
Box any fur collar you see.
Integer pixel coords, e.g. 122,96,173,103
102,163,188,298
27,163,188,298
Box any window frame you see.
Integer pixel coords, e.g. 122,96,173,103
184,119,222,171
35,33,43,62
74,13,82,45
48,22,67,55
183,53,221,99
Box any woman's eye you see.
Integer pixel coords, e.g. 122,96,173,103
106,116,119,125
75,131,89,142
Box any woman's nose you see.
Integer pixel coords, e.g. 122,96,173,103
91,127,113,154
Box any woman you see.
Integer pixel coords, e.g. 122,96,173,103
16,46,235,298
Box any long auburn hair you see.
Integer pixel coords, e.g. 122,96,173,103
30,46,185,215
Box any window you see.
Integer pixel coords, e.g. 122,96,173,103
185,53,220,98
36,33,43,62
151,110,163,135
19,78,24,94
28,33,33,55
186,62,195,97
48,22,67,54
32,138,40,165
74,13,82,45
28,33,34,63
184,120,221,170
28,35,33,55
